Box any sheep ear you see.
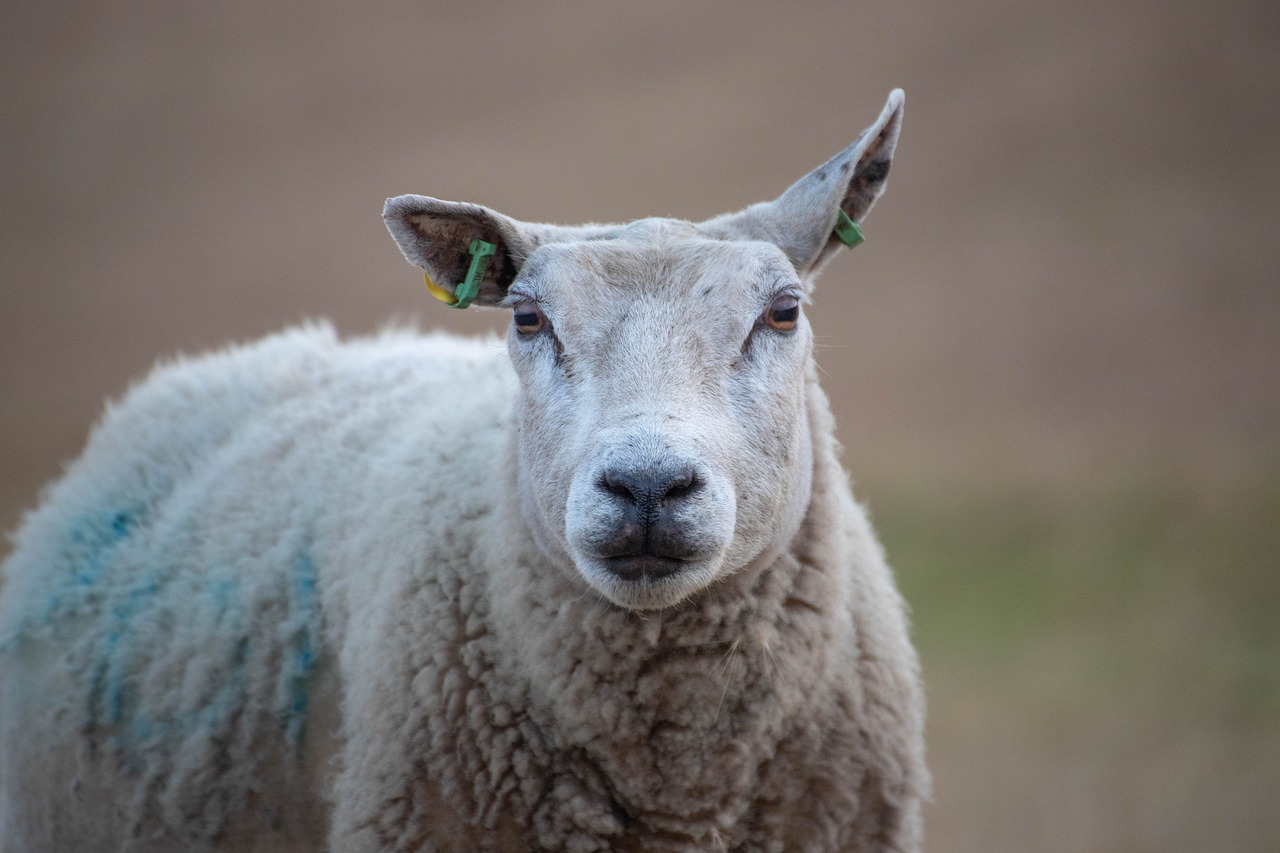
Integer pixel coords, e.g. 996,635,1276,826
704,89,904,278
383,195,537,308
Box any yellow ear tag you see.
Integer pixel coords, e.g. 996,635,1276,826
423,272,459,306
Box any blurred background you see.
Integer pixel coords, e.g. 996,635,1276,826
2,1,1277,848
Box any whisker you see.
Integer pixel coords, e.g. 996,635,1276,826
714,638,742,720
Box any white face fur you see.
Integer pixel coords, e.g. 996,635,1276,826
384,89,905,611
505,225,815,610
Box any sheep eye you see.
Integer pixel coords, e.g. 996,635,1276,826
765,294,801,331
512,301,546,334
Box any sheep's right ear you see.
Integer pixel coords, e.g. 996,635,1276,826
383,195,537,308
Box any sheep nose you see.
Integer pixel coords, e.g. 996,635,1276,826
601,465,700,517
595,463,704,565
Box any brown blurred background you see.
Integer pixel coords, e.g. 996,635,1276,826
2,1,1277,849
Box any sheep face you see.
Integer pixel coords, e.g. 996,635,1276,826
506,227,815,610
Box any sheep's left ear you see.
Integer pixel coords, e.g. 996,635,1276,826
704,89,904,278
383,195,537,308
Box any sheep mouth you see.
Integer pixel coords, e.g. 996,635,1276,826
578,552,722,611
599,555,691,582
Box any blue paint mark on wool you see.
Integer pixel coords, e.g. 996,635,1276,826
1,506,142,651
85,563,252,759
72,509,137,587
102,574,163,726
85,566,168,735
29,506,142,640
283,553,321,747
14,510,324,766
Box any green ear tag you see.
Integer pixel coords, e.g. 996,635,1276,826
449,238,497,309
833,208,866,249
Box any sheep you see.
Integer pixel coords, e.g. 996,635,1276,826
0,89,927,852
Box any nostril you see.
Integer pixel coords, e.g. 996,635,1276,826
599,466,701,506
601,471,637,501
664,470,699,501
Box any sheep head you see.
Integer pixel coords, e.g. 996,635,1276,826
385,90,903,610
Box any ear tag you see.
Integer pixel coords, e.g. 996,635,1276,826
833,208,866,249
423,238,497,309
423,272,458,305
